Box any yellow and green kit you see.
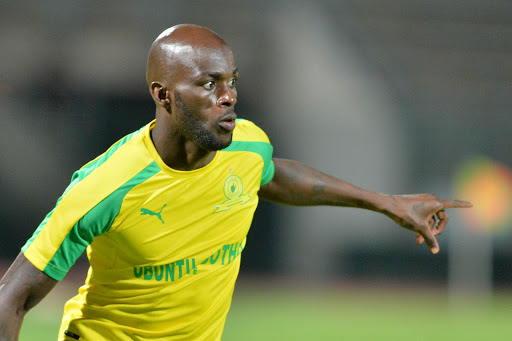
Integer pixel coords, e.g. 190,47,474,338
22,119,274,340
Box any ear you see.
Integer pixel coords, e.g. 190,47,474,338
150,82,170,108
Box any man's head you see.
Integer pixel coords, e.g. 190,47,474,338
146,24,238,151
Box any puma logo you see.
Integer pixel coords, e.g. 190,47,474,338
140,204,167,224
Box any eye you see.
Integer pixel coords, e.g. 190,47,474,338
228,78,237,88
203,81,215,90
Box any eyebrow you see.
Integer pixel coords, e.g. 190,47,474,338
203,68,239,79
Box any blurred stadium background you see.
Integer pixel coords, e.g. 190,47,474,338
1,0,511,339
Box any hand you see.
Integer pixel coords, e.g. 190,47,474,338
384,194,472,254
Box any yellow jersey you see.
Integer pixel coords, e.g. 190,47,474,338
22,119,274,340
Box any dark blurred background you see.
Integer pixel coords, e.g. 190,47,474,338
1,0,511,295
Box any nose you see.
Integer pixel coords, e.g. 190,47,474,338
216,84,237,107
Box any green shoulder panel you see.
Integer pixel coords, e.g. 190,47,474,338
22,126,146,257
42,161,161,280
223,119,275,186
222,141,275,186
76,125,146,181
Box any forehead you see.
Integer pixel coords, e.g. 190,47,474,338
163,43,236,79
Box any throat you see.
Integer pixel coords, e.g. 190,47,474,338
151,117,220,171
152,130,217,171
170,148,217,171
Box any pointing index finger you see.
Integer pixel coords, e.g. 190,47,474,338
439,199,473,209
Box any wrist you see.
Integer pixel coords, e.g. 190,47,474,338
367,192,395,215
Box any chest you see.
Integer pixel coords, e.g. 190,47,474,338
93,154,262,266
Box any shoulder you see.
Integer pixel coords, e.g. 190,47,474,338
62,123,157,221
78,123,149,178
232,119,271,144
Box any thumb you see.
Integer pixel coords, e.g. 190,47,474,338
421,229,440,254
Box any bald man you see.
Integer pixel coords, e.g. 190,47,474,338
0,24,471,340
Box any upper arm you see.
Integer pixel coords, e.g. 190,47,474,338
258,158,294,203
0,252,58,314
258,158,347,206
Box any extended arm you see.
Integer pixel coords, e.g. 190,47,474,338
259,158,472,254
0,252,58,341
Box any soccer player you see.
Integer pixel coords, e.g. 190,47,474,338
0,24,471,340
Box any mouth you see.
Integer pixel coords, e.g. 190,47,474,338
218,112,237,132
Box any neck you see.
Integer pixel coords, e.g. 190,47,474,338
151,116,216,171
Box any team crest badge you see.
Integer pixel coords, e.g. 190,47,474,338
213,175,251,213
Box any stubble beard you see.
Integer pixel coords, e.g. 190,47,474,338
174,91,233,151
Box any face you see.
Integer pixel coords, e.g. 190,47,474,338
173,90,233,150
169,45,238,151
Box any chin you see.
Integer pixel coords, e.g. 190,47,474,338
220,139,233,150
215,136,233,150
197,133,232,151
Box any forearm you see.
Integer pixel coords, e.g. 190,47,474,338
259,158,391,213
259,158,472,254
0,305,23,341
0,253,58,340
0,258,29,341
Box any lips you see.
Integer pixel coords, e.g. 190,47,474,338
218,112,237,131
